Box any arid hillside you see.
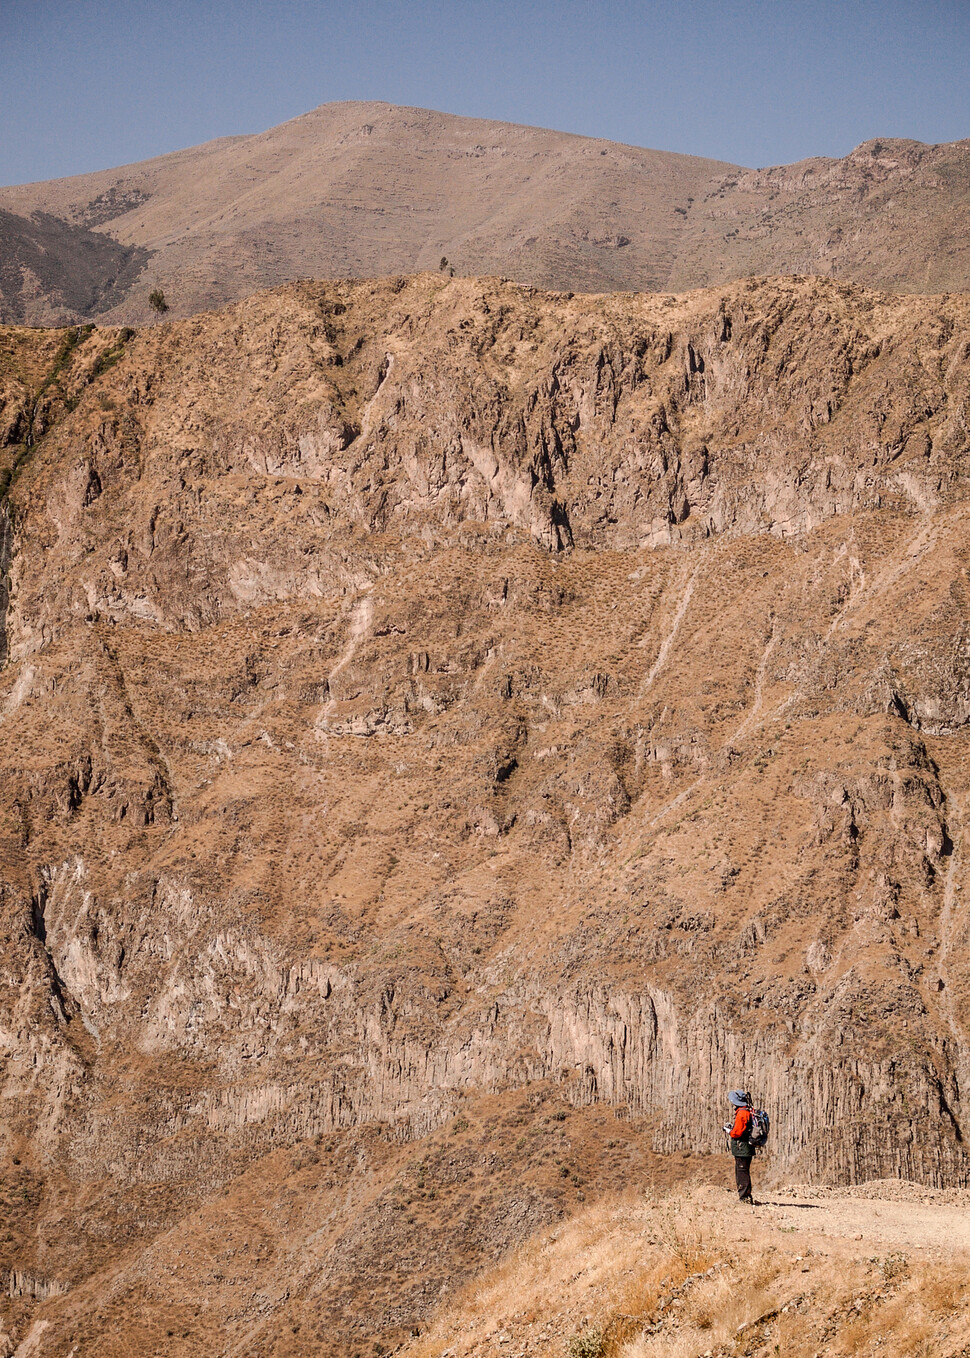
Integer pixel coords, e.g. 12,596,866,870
1,102,970,323
1,272,970,1356
402,1182,970,1358
0,102,734,324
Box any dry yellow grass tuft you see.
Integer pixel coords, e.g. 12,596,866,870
402,1187,970,1358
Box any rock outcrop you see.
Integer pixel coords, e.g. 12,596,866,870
1,272,970,1354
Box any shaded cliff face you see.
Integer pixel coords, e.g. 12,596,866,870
2,273,970,1355
0,209,151,327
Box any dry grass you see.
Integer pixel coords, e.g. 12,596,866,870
401,1188,970,1358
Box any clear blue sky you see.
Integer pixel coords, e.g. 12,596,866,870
2,0,969,186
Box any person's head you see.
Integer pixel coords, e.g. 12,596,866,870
728,1089,751,1108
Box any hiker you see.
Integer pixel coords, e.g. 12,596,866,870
726,1089,756,1204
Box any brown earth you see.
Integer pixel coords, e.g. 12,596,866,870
2,102,970,323
401,1182,970,1358
0,102,735,325
1,272,970,1354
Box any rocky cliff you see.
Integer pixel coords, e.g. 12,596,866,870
1,272,970,1355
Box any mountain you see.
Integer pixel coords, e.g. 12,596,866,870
1,271,969,1355
1,102,969,324
0,102,734,324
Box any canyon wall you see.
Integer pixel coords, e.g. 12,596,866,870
1,272,969,1355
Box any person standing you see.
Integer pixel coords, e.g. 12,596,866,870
725,1089,756,1204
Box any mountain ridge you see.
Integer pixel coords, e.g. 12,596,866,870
2,102,969,325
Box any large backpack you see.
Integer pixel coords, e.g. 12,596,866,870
748,1107,770,1148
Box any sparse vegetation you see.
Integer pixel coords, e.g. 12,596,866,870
148,287,169,317
3,273,970,1355
89,326,135,381
0,324,97,500
568,1326,605,1358
401,1189,970,1358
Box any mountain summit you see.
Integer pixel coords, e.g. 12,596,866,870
2,102,969,323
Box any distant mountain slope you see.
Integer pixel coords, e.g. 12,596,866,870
0,103,734,323
1,103,969,323
668,136,970,295
0,208,150,324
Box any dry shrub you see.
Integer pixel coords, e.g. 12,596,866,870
600,1259,668,1355
768,1308,820,1355
404,1198,635,1358
595,1196,728,1354
852,1316,938,1358
618,1331,715,1358
916,1262,967,1315
615,1273,777,1358
858,1277,966,1358
568,1327,606,1358
681,1270,771,1335
652,1198,724,1277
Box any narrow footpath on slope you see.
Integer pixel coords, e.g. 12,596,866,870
745,1178,970,1253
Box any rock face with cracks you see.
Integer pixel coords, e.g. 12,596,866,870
1,272,970,1355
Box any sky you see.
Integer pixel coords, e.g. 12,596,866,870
2,0,969,186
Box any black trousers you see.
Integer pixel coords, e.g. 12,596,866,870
735,1155,753,1201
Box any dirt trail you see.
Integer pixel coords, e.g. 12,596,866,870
731,1180,970,1255
399,1180,970,1358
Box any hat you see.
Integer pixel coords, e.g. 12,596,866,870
728,1089,750,1107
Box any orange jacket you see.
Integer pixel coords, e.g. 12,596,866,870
730,1107,752,1140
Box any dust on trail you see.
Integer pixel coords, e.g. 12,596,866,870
727,1180,970,1255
